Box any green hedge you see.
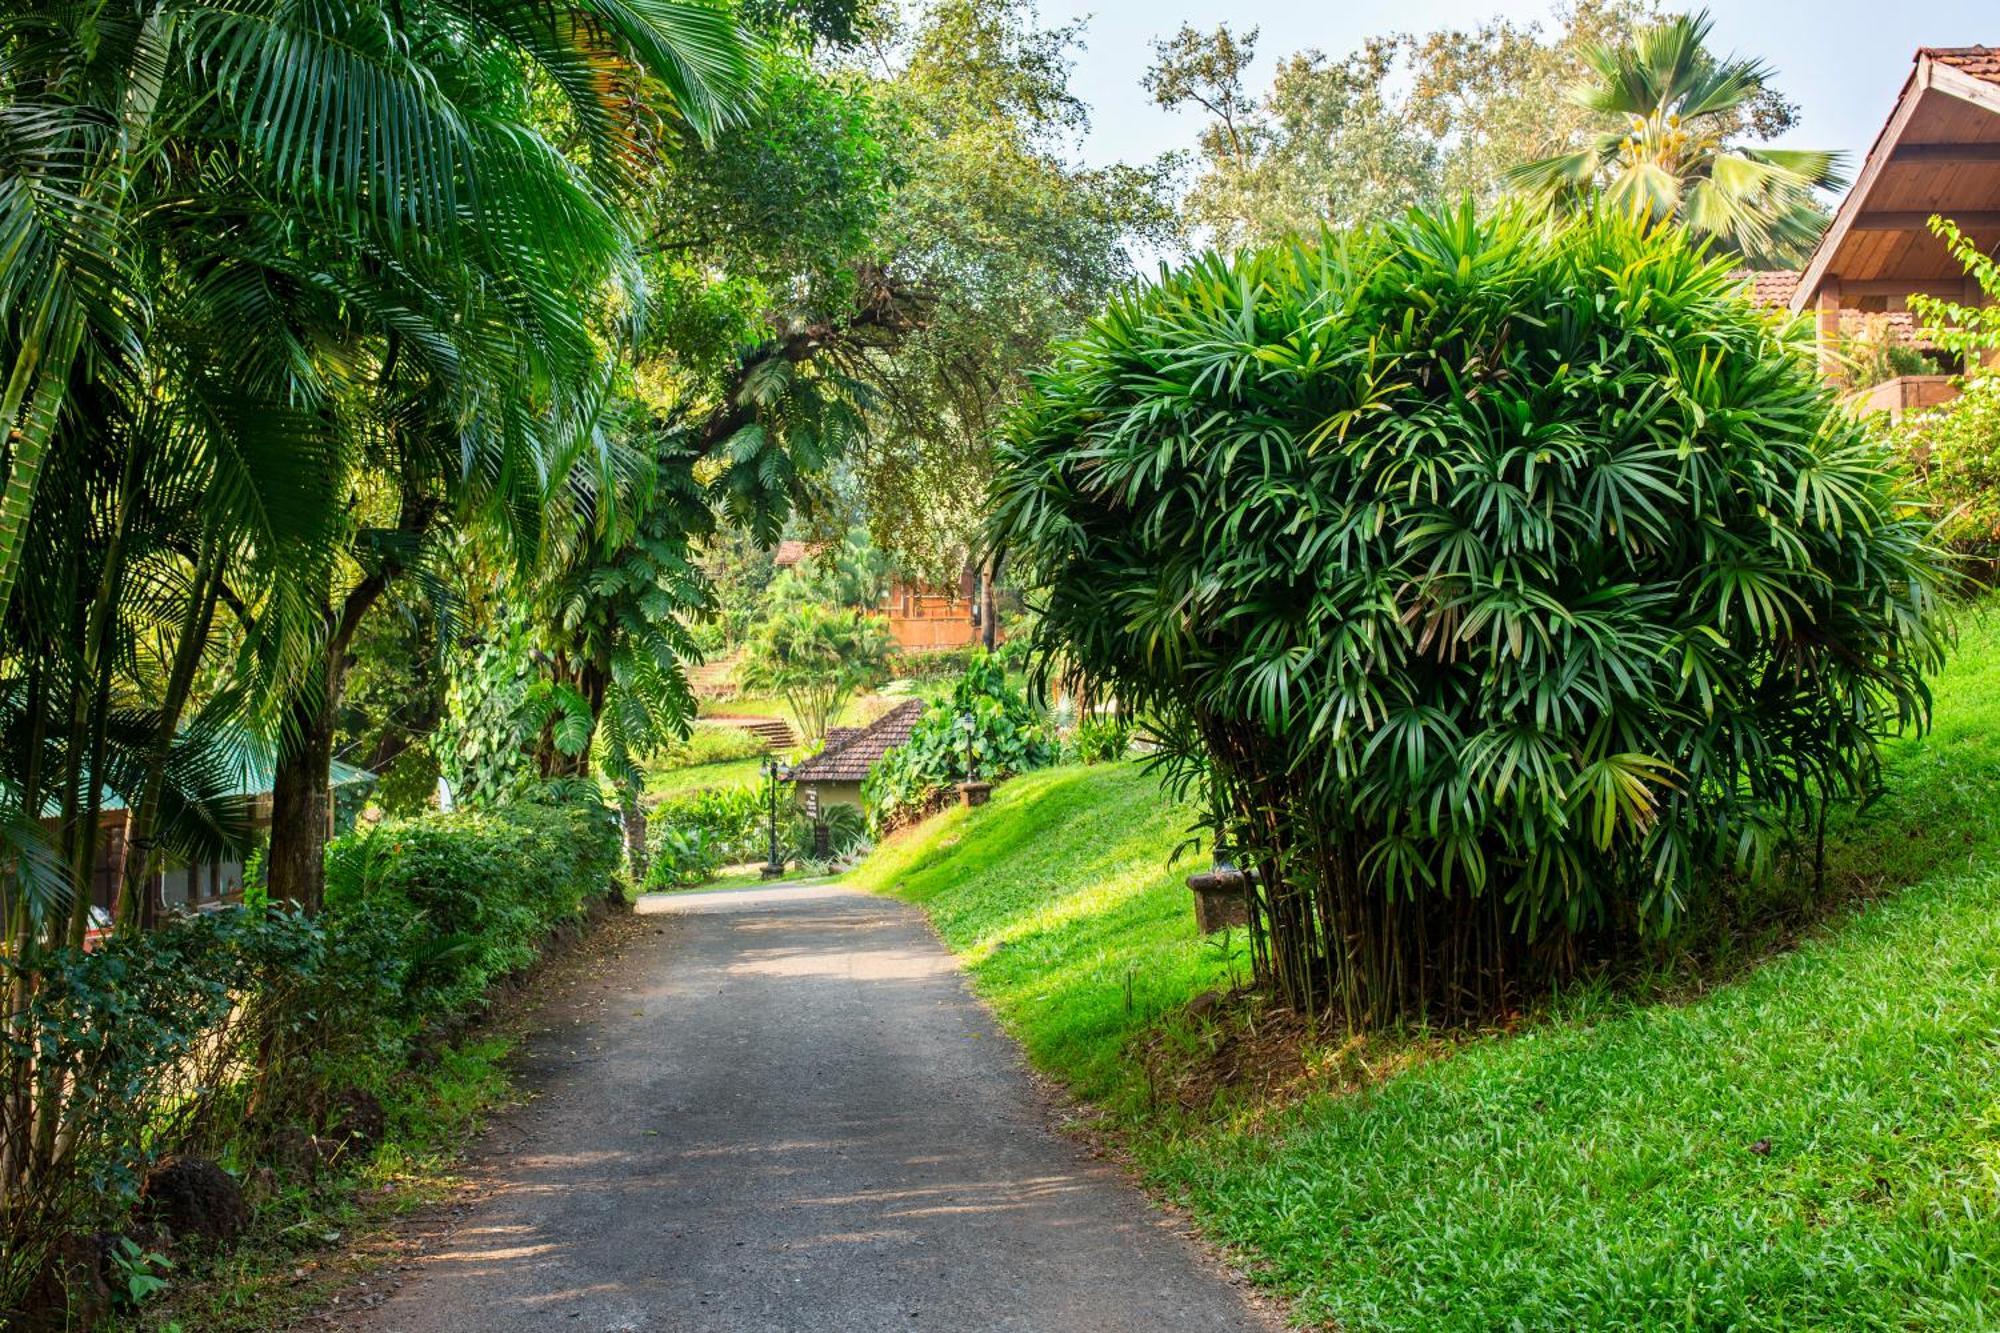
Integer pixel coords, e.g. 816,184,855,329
325,798,621,1018
2,795,620,1311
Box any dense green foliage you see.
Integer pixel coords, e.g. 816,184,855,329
993,205,1948,1023
863,653,1054,830
739,603,893,742
325,799,620,1018
851,611,2000,1329
1895,216,2000,580
1,795,617,1309
643,784,767,888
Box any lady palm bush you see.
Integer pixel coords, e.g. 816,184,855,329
990,205,1949,1025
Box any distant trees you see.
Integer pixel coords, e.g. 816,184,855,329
740,605,892,743
848,0,1178,585
1148,4,1836,267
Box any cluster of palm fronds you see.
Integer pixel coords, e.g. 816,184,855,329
1506,10,1845,268
0,0,757,1235
991,205,1949,1025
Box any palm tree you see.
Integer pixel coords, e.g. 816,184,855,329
0,0,760,926
1506,10,1844,268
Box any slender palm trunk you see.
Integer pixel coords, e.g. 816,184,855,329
68,436,146,943
116,530,223,931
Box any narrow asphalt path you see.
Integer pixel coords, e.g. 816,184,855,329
348,884,1267,1333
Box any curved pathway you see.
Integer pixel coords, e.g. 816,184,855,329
348,883,1266,1332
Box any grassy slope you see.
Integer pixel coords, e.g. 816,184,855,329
645,756,761,798
846,610,2000,1331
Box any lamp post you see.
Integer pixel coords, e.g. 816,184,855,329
956,709,991,808
760,753,786,879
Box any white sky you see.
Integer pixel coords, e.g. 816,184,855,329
1035,0,1996,172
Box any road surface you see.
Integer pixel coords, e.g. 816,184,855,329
346,883,1266,1332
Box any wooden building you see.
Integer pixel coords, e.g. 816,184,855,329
882,565,994,654
69,757,374,937
1788,47,2000,408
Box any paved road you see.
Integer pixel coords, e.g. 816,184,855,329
349,884,1265,1333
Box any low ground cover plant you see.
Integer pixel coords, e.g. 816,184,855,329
993,204,1950,1026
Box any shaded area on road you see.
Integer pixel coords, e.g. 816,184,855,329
346,884,1263,1332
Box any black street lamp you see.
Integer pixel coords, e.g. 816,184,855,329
958,709,978,782
760,753,786,879
955,709,990,808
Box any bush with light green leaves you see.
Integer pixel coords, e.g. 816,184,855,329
864,652,1055,831
991,204,1950,1026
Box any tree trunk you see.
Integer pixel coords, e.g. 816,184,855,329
266,680,335,914
980,557,998,652
620,788,648,884
266,575,382,915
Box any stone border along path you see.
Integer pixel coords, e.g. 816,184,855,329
341,883,1273,1332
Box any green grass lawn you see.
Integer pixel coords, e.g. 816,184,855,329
644,756,762,799
845,608,2000,1331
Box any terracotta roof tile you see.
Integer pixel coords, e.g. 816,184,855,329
771,539,814,568
1733,269,1801,309
787,699,927,784
1923,47,2000,86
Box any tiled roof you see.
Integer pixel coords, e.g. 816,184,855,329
1733,269,1801,309
771,539,814,568
1924,47,2000,86
787,699,926,784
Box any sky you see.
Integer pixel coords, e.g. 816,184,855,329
1032,0,1997,172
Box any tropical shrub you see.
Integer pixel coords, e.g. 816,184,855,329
864,653,1056,830
739,603,893,742
325,795,621,1019
643,783,766,888
1066,714,1134,765
991,205,1949,1026
1897,376,2000,579
788,802,870,865
1895,216,2000,583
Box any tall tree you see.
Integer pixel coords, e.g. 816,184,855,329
1147,25,1441,247
852,0,1178,582
1506,9,1842,267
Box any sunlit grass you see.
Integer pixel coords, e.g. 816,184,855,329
847,607,2000,1330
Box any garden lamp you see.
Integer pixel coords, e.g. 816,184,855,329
760,754,786,879
958,709,977,782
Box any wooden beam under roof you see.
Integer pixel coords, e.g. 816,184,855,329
1836,278,1971,298
1852,210,2000,230
1887,143,2000,164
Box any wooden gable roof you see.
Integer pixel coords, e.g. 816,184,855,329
1791,48,2000,314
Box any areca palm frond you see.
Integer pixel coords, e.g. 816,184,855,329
1506,10,1844,268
